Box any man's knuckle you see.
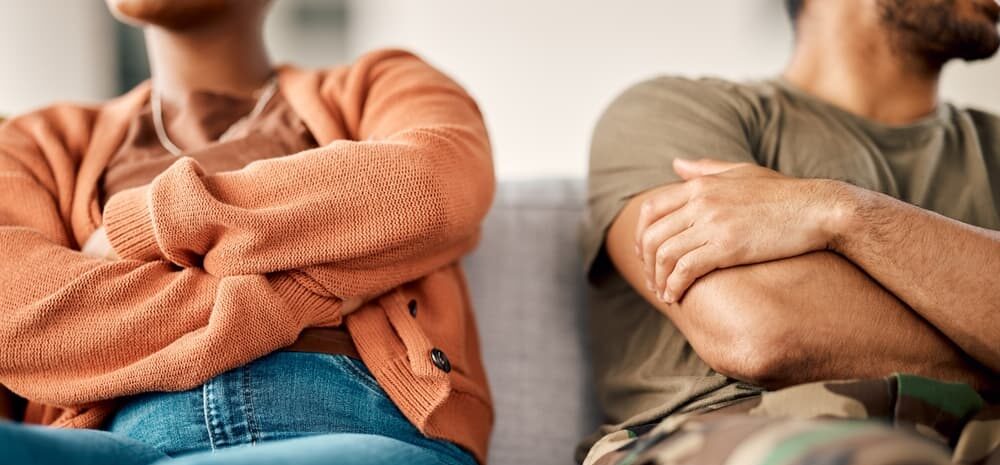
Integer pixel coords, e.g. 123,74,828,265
638,230,650,250
656,245,671,263
688,194,709,210
687,177,708,193
701,204,725,223
674,257,693,277
640,199,655,215
715,230,737,250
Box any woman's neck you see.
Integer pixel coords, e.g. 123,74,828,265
144,17,272,104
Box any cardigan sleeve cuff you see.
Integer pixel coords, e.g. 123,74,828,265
269,273,344,328
104,186,164,262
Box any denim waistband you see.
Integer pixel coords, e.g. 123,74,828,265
107,352,475,465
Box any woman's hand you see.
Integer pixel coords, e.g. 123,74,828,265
339,296,368,316
81,226,120,260
635,158,848,303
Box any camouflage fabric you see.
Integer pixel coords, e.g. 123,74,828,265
584,375,999,465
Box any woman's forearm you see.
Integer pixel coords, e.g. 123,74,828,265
104,52,495,300
0,107,346,408
0,230,339,406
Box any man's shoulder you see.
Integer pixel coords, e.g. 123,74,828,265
615,75,779,107
958,106,1000,134
601,75,781,133
632,74,771,92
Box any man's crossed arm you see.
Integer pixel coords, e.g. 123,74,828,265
606,158,998,390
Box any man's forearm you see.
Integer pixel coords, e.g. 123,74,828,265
683,252,994,390
831,184,1000,372
608,191,994,390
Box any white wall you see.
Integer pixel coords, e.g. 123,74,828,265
347,0,794,179
0,0,115,114
347,0,1000,179
0,0,998,180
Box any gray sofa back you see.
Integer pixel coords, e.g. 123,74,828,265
463,179,601,465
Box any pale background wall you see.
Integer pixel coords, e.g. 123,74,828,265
0,1,117,112
1,0,998,179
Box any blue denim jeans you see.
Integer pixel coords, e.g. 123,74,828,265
0,352,476,465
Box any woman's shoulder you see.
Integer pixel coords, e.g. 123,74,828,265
282,48,449,84
0,82,149,154
2,103,96,129
0,103,99,150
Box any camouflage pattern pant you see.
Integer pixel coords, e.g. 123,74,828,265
585,375,999,465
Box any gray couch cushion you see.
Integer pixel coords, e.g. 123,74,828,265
463,178,600,465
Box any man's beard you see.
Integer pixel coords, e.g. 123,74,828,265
878,0,1000,67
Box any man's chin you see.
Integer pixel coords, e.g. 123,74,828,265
948,19,1000,62
959,32,1000,61
966,0,1000,58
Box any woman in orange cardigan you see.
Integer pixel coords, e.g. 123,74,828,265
0,1,494,464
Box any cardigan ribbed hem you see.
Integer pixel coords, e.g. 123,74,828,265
269,273,343,328
103,186,162,262
346,303,491,465
425,389,494,464
380,356,491,464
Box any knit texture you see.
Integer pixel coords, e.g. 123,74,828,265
0,49,494,463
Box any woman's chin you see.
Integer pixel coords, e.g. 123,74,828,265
106,0,230,29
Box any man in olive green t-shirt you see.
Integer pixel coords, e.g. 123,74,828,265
581,0,1000,464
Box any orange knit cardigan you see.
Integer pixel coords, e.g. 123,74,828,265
0,49,495,463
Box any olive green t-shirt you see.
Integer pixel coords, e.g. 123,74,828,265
581,76,1000,442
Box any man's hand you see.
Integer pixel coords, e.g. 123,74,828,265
636,158,845,303
610,181,996,391
81,226,120,261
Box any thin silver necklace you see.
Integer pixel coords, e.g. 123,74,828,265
151,76,279,156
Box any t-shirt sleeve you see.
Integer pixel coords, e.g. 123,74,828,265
582,76,765,280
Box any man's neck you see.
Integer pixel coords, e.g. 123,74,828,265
782,7,942,126
144,20,272,105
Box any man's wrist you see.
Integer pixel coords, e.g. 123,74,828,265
813,179,861,254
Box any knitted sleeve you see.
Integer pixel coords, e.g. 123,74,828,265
0,110,343,407
104,50,495,300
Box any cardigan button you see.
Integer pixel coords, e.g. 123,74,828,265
430,348,451,373
408,299,418,317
